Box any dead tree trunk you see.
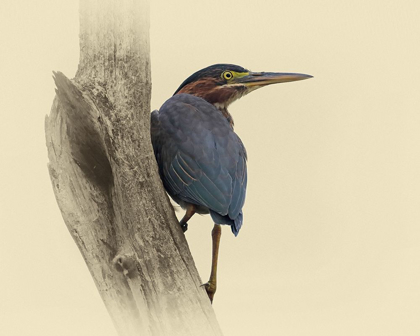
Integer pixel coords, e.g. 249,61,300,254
45,1,223,335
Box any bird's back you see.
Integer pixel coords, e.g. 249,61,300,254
151,93,247,235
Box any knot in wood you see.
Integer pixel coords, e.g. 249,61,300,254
113,253,137,278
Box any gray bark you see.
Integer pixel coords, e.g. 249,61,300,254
45,1,223,335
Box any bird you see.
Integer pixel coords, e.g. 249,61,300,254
151,64,312,302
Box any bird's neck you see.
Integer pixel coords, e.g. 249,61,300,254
178,85,237,128
213,104,234,128
176,81,240,128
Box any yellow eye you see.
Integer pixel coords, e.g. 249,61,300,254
223,71,233,80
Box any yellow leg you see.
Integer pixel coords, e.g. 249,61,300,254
203,224,222,303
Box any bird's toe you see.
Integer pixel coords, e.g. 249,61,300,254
201,281,216,303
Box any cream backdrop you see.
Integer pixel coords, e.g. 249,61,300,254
1,1,419,335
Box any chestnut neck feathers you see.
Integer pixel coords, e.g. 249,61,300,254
176,77,247,127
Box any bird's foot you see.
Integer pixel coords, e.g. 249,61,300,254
201,281,216,303
180,222,188,233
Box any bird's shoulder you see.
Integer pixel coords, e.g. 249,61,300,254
157,93,228,127
154,94,246,160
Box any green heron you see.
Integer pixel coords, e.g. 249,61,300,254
151,64,312,302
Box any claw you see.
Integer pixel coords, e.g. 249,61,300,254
201,281,216,303
180,222,188,232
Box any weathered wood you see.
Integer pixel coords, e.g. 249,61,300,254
45,1,223,335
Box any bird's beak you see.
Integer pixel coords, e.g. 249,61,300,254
236,72,313,87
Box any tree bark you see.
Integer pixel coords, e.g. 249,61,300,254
45,1,223,335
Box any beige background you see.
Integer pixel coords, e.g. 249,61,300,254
1,0,420,335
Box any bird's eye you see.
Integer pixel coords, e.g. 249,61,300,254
223,71,233,80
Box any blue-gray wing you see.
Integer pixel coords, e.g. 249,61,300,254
151,94,247,235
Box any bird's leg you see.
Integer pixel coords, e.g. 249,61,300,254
203,224,222,303
179,204,196,232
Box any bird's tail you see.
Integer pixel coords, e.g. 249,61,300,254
210,210,243,236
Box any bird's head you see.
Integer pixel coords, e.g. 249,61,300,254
174,64,312,113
